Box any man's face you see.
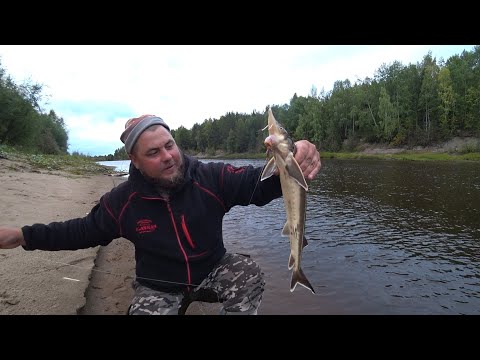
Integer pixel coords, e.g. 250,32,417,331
129,125,184,187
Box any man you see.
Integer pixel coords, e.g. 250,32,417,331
0,114,321,315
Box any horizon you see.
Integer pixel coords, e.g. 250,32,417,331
0,45,475,156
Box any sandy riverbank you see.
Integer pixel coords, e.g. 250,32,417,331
0,157,135,315
0,157,221,315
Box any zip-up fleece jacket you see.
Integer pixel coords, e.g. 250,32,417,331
22,154,283,293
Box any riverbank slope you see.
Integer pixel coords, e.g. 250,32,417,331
0,156,123,314
0,155,218,315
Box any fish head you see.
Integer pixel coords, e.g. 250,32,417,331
264,108,294,158
261,107,308,191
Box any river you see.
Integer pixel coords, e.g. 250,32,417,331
98,158,480,314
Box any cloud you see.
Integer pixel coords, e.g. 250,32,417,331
49,99,134,155
0,45,475,156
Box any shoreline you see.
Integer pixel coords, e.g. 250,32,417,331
0,158,219,315
190,136,480,162
0,158,120,315
2,136,478,314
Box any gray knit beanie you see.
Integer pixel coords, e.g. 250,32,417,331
120,114,170,154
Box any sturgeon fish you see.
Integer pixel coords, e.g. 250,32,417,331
261,108,315,294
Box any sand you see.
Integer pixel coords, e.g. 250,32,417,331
0,157,222,315
0,157,133,315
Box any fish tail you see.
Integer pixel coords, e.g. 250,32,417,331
290,268,315,294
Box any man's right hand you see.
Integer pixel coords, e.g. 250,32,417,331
0,227,26,249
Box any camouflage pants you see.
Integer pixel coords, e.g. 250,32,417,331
128,253,265,315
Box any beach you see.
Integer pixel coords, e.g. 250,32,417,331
0,156,134,315
0,157,222,315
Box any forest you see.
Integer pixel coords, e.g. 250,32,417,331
1,46,479,161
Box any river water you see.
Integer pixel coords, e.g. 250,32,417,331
99,158,480,314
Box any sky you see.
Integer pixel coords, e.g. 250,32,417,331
0,45,476,156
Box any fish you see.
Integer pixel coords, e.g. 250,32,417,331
260,107,315,294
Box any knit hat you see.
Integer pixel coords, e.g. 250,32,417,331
120,114,170,153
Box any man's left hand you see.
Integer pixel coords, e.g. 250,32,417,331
294,140,321,181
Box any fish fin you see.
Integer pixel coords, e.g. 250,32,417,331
290,268,315,294
260,157,277,181
285,154,308,191
281,222,289,237
303,236,308,248
288,252,294,270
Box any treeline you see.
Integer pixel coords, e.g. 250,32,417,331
2,47,480,161
167,46,480,156
103,46,480,159
0,59,68,154
90,147,127,161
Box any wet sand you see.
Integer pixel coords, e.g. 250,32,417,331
2,155,318,315
0,157,221,315
0,157,116,314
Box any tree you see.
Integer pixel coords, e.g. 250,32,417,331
418,52,440,142
174,125,193,151
437,67,456,137
378,87,397,141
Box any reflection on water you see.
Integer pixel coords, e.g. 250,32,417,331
98,160,130,174
215,158,480,315
103,158,480,314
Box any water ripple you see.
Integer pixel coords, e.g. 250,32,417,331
102,158,480,314
222,158,480,314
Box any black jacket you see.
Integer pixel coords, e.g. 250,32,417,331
22,154,282,292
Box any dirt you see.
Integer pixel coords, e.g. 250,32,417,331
359,136,480,155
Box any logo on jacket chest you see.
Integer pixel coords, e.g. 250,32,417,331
226,165,246,174
136,219,158,234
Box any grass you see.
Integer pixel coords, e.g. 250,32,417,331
321,150,480,161
200,149,480,162
2,143,479,178
211,152,267,160
0,144,115,176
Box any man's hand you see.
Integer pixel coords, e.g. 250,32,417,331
0,227,25,249
294,140,321,181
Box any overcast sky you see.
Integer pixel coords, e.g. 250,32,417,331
0,45,475,156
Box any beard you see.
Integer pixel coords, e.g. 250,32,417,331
142,158,186,193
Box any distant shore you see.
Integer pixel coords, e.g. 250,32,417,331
191,136,480,162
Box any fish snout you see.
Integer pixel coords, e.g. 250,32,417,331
264,135,277,148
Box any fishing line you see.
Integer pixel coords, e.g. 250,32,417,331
247,162,266,206
27,254,202,287
48,141,287,292
247,126,272,206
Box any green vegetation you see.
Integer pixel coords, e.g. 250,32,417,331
2,46,480,164
199,150,480,162
165,46,480,158
90,147,128,162
0,64,68,155
0,144,113,175
321,151,480,161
